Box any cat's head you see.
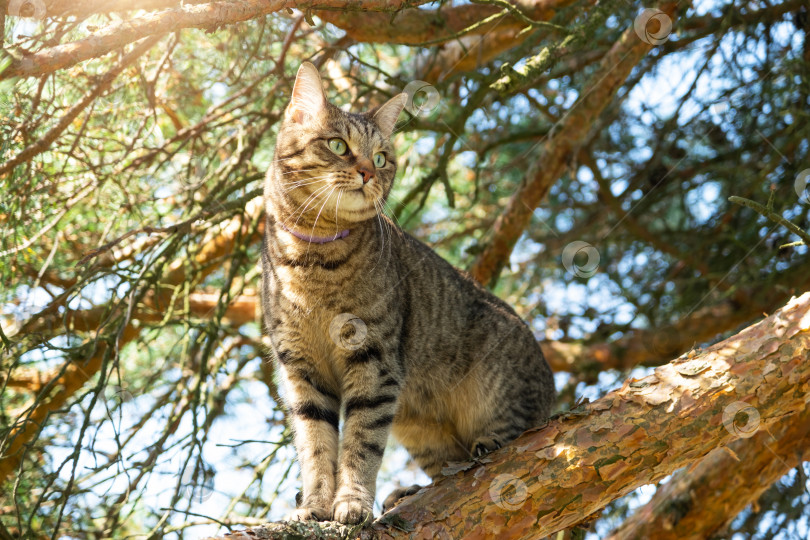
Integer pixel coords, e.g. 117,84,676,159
270,62,407,228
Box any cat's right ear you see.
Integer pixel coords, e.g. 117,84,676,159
288,62,326,123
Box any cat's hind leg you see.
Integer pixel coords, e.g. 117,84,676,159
382,484,422,513
471,433,504,457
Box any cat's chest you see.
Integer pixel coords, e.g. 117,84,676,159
294,308,343,370
279,306,376,394
268,260,348,314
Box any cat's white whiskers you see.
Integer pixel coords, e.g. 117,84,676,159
283,179,322,191
292,183,333,220
289,183,330,219
282,176,331,193
289,183,334,230
381,199,400,226
284,172,331,182
310,185,338,237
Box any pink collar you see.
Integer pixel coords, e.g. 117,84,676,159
277,221,350,244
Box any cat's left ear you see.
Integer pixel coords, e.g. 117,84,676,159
372,93,408,138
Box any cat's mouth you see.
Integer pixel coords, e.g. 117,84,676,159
336,188,382,219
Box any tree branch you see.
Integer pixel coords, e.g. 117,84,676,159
0,35,162,176
78,254,802,380
316,0,576,46
0,0,429,81
543,258,810,373
469,5,678,286
729,195,810,247
0,199,263,483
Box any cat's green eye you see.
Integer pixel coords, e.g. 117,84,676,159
328,138,348,155
373,152,386,168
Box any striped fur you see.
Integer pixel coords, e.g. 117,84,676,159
260,63,555,524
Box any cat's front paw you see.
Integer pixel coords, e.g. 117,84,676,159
332,497,372,524
285,506,330,522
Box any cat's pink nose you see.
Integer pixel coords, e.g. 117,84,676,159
356,161,374,184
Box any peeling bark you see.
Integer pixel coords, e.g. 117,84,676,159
414,28,531,83
606,408,810,540
199,292,810,539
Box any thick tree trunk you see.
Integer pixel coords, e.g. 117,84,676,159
201,292,810,539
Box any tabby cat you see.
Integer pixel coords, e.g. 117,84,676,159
260,62,555,524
